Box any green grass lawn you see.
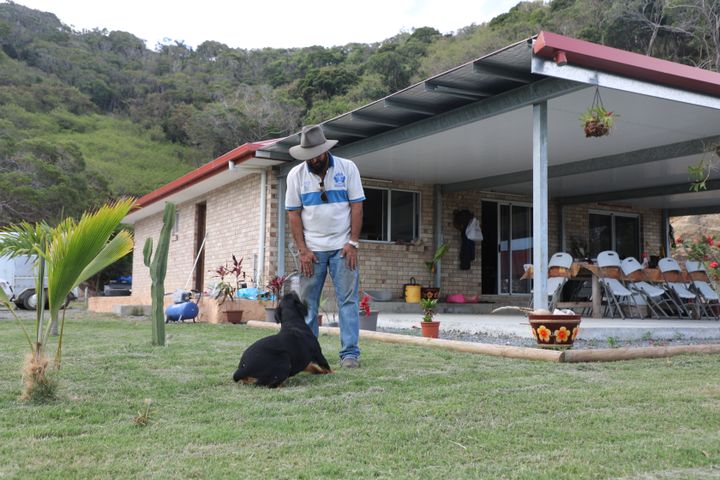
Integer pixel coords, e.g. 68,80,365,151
2,312,720,479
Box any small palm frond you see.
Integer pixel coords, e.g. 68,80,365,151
0,222,52,259
46,198,135,319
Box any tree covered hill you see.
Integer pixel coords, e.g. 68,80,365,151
1,0,718,226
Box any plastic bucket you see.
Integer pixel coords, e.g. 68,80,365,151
404,277,421,303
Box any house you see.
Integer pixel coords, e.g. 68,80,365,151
101,31,720,319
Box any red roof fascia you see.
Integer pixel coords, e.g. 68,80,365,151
534,31,720,97
134,140,275,209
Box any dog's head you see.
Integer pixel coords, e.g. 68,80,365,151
274,292,309,326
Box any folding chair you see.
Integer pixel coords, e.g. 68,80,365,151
685,261,720,320
526,252,573,311
657,257,700,318
620,257,673,318
596,251,642,319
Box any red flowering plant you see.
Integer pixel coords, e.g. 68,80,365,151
359,293,372,316
210,255,244,304
672,234,720,282
263,274,289,308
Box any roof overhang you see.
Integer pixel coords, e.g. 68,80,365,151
260,31,720,216
123,139,286,224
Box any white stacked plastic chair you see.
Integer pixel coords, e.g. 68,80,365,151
620,257,673,318
596,251,642,319
527,252,573,311
657,257,700,318
547,252,573,311
685,261,720,320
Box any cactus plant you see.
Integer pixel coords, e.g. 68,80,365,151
143,202,175,346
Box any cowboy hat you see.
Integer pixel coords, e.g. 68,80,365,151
288,125,338,161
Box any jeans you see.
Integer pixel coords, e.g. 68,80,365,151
300,249,360,360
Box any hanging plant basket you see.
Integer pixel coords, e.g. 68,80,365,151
580,88,618,138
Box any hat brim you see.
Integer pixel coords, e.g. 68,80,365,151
288,139,338,161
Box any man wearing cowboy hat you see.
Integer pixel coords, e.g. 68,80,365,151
285,125,365,369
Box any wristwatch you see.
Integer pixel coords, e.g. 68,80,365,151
347,240,359,249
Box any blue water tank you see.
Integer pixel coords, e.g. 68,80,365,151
165,302,199,321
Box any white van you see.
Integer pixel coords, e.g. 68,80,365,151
0,253,42,309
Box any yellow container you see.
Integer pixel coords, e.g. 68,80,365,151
404,284,421,303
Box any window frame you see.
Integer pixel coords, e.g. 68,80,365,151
360,186,421,244
588,209,640,259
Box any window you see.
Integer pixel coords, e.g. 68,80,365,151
360,187,420,242
588,211,640,259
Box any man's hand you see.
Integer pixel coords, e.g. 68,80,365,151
300,248,318,277
341,243,358,270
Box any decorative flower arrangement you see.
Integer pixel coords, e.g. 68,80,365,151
580,88,618,138
580,106,617,137
210,255,244,304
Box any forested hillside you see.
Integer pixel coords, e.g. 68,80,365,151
1,0,719,225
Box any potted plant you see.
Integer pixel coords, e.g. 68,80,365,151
493,306,581,349
580,88,618,138
421,243,449,300
420,297,440,338
359,293,378,331
209,255,245,324
263,274,289,322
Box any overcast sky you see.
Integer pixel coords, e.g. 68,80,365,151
8,0,522,50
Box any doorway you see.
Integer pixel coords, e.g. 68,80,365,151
481,201,533,295
193,202,207,292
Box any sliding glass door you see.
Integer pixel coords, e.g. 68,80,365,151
498,203,532,295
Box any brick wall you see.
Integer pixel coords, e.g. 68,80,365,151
563,203,663,258
130,173,265,303
125,169,664,307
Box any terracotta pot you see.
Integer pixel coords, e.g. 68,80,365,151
528,313,582,349
420,320,440,339
360,312,378,331
224,310,244,324
421,287,440,300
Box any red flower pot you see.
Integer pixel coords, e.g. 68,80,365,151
421,321,440,339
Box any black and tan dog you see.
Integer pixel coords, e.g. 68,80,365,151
233,292,332,388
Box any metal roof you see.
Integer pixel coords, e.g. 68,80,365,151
258,31,720,216
257,36,541,159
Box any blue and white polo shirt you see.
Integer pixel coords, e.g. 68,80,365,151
286,153,365,252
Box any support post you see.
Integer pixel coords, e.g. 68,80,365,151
277,173,287,276
433,184,444,288
532,102,549,311
661,208,670,257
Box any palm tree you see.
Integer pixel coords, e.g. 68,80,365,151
0,198,135,400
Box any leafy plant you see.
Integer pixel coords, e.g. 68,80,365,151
421,297,438,322
209,255,245,305
580,105,617,137
580,88,618,138
263,273,289,308
688,144,720,192
424,243,449,276
673,234,720,281
0,198,134,401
